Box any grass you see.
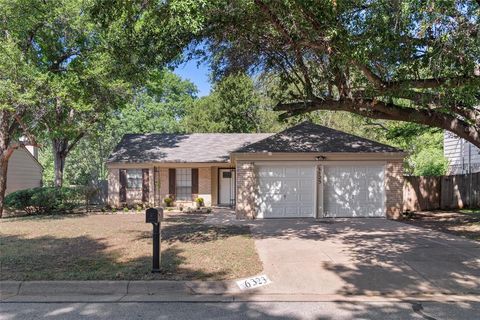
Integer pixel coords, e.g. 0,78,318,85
459,208,480,215
0,212,262,281
403,209,480,241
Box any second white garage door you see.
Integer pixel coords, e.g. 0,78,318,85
323,165,385,217
256,165,315,218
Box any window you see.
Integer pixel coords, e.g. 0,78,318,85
222,171,232,178
176,168,192,201
127,169,142,189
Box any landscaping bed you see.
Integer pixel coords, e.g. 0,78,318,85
0,212,262,280
402,209,480,241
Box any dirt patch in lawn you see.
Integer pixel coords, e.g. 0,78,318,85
0,212,262,281
402,209,480,241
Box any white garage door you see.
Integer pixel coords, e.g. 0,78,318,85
256,165,315,218
323,165,385,217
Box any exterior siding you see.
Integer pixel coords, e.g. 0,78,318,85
385,160,404,219
157,167,169,206
235,162,256,219
6,148,42,195
107,168,120,207
198,167,212,206
444,131,480,175
211,167,218,206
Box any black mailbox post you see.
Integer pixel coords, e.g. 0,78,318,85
146,207,164,273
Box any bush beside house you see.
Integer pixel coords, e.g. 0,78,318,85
4,187,84,215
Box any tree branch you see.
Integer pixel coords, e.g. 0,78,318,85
276,98,480,148
387,75,479,89
352,62,386,89
66,132,85,155
14,114,39,147
353,60,480,90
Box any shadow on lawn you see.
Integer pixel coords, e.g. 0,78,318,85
132,223,251,244
0,234,227,281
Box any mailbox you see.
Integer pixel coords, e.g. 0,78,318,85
146,207,164,273
146,207,164,224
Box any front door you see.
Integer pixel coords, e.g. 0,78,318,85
219,169,235,206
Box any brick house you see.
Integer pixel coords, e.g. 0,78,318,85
107,122,405,219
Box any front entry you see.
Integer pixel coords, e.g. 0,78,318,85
219,168,236,206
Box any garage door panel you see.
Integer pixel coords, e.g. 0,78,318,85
324,165,385,218
299,193,313,202
258,167,284,178
256,165,315,218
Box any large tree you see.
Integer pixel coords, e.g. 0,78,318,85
183,73,266,133
193,0,480,147
0,35,45,216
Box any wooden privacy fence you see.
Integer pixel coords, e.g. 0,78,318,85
403,172,480,211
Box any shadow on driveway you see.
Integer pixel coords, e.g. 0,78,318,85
248,218,480,296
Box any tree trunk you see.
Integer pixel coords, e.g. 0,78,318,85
0,110,14,218
0,152,10,218
52,139,68,188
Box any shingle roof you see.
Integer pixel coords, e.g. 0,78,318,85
107,133,272,163
233,121,402,153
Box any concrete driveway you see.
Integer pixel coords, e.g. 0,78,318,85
247,218,480,296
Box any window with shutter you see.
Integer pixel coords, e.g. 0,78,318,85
175,168,192,201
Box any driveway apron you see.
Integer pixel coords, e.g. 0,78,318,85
248,218,480,296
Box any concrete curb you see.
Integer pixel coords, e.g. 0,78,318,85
0,281,21,297
15,281,129,296
2,281,480,303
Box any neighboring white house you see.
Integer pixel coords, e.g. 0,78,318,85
444,131,480,175
6,146,43,195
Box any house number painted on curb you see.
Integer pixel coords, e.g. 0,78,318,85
236,275,272,290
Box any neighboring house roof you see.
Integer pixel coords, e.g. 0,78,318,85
108,133,272,163
233,121,402,153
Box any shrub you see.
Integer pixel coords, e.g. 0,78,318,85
4,187,83,215
195,197,204,207
411,148,449,176
164,197,174,207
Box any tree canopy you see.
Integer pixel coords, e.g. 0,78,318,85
187,0,479,147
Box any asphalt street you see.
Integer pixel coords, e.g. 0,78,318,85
1,301,479,320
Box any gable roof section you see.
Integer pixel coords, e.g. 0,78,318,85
233,121,402,153
108,133,272,163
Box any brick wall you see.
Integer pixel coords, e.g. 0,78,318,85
236,162,256,219
158,167,169,205
211,167,218,206
107,168,119,207
198,167,212,206
385,161,404,219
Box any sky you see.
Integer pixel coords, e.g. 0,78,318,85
174,58,212,97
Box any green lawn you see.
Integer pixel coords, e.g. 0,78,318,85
0,213,262,280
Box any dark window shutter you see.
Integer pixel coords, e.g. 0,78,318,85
119,169,127,203
142,169,149,203
168,168,176,198
192,168,199,195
